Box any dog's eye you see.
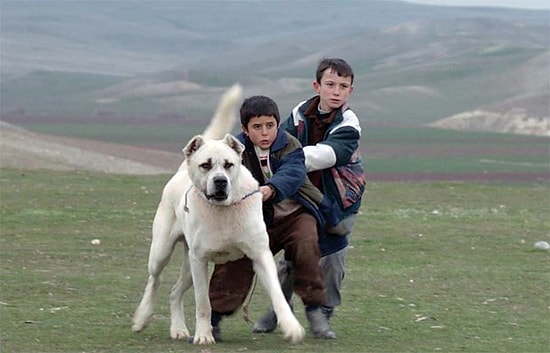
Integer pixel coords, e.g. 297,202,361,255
224,161,234,169
199,162,212,170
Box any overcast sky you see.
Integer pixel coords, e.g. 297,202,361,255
404,0,549,10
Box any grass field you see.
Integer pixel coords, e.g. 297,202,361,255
1,168,549,352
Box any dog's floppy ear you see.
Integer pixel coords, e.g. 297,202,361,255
183,135,206,160
223,134,245,156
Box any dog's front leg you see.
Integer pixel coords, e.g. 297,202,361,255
169,251,193,339
253,251,305,343
189,253,216,345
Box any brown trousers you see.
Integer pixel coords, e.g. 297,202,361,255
209,209,327,314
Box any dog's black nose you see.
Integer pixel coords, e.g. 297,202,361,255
214,176,227,190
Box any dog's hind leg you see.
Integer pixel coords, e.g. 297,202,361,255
132,207,178,333
169,246,193,339
132,273,161,333
252,251,305,343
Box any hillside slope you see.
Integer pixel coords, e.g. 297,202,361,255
0,122,180,174
429,109,549,136
1,1,548,134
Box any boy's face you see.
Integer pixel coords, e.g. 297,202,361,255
313,68,353,112
242,115,278,150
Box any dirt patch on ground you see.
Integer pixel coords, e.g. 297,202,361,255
0,121,182,175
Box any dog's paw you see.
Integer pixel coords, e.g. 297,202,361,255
170,327,190,340
131,323,145,333
131,316,151,333
132,303,155,333
278,316,305,344
283,325,305,344
192,333,216,345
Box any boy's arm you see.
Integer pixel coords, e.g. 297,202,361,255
267,138,307,203
281,106,361,172
304,126,359,171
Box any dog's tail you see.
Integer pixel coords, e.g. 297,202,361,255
202,84,243,140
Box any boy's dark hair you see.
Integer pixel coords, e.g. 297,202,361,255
240,95,281,127
316,58,354,85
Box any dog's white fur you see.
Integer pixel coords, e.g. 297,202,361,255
132,85,305,345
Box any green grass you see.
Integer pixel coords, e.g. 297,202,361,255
363,127,549,174
1,169,549,352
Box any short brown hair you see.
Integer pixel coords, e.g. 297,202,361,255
240,95,280,127
316,58,354,85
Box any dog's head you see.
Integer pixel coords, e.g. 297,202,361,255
183,133,245,205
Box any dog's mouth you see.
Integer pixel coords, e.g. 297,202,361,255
206,191,228,202
205,176,229,202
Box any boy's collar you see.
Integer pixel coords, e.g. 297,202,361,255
304,96,321,117
304,96,337,123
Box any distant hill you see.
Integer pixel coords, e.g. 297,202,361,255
1,0,548,136
429,109,549,136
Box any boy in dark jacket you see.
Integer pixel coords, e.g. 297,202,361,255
208,95,339,339
253,58,366,337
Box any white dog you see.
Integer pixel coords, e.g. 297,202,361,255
132,85,305,345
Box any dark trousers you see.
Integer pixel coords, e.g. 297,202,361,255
209,209,326,314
